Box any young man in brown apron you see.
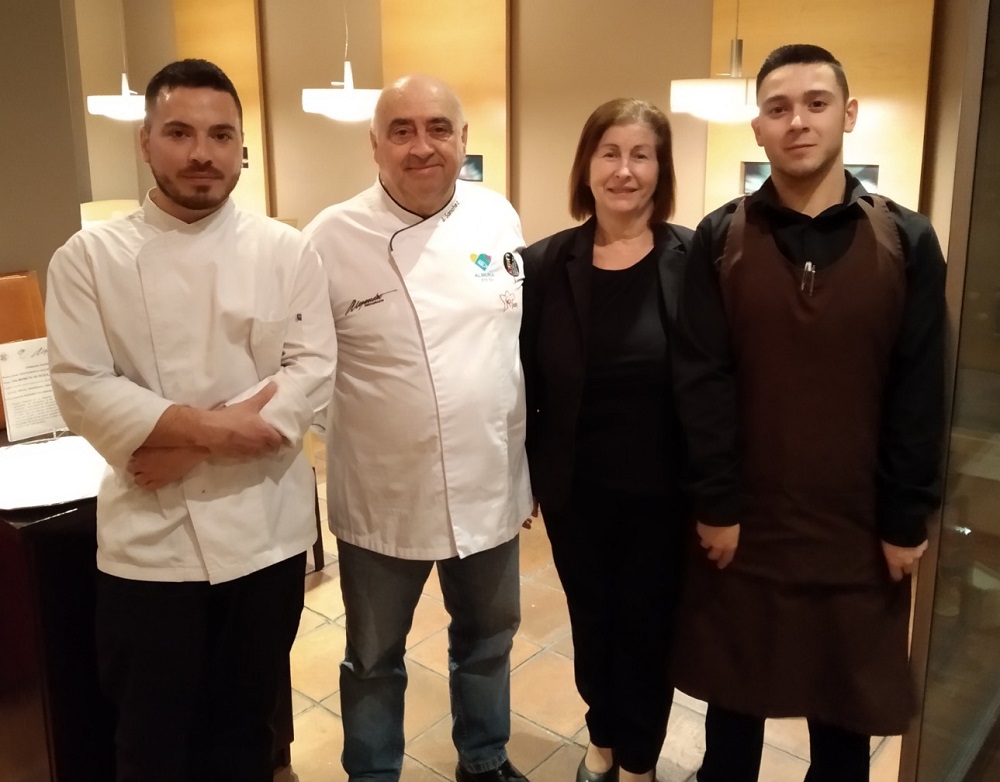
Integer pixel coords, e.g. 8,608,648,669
671,44,946,782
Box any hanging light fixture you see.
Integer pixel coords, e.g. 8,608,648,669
302,3,380,122
86,2,144,122
670,0,757,123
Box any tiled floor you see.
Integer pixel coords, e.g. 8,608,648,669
284,449,902,782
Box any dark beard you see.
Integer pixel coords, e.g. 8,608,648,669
150,168,238,213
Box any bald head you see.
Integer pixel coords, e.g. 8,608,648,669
372,75,465,135
370,74,469,217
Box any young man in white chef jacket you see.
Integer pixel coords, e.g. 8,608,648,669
45,59,337,782
304,75,532,782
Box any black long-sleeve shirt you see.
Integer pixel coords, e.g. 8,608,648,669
671,173,947,546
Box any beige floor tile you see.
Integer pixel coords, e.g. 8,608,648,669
669,691,707,717
297,606,329,637
757,745,811,781
763,717,810,761
763,718,885,764
510,634,543,671
304,565,345,623
290,623,346,702
518,581,572,647
423,564,446,601
531,563,565,592
405,712,563,778
291,689,316,717
550,631,574,660
407,628,452,677
869,734,901,782
320,691,341,716
518,739,583,782
659,702,705,775
404,662,452,742
520,524,555,579
510,650,586,738
404,716,461,777
507,713,567,773
572,726,589,748
403,755,452,782
410,594,452,647
287,706,346,782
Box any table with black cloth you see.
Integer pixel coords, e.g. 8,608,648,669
0,434,293,781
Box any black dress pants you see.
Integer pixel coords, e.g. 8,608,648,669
544,485,683,773
95,552,306,782
698,704,871,782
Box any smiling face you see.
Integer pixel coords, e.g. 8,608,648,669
370,76,467,217
587,122,659,224
751,62,857,186
140,86,243,223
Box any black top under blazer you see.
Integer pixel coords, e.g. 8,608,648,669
519,217,694,514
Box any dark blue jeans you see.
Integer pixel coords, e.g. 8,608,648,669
337,536,521,782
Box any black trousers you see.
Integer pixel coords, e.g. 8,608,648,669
544,485,683,773
698,704,871,782
95,552,306,782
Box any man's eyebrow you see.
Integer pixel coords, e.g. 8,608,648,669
387,118,416,130
208,123,239,134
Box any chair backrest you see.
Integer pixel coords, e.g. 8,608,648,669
0,270,46,429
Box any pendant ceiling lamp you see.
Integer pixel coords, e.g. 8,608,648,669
302,4,380,122
86,2,144,122
670,0,757,123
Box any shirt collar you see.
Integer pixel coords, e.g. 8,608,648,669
747,170,869,222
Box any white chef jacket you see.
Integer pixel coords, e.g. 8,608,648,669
46,195,338,584
303,180,532,559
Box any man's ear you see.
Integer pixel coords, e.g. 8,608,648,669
844,97,859,134
139,124,151,163
751,116,764,147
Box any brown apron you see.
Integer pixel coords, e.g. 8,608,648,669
673,196,916,735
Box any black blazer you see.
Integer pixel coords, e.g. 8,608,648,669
519,217,694,514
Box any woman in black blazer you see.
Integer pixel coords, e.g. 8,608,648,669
520,99,692,782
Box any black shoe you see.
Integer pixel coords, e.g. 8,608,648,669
576,758,618,782
455,760,529,782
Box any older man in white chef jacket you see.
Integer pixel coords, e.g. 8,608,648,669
45,59,337,782
304,75,532,782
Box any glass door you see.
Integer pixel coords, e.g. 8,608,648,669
917,1,1000,779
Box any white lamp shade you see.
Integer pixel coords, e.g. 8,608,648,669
87,73,145,121
670,77,758,123
302,60,380,122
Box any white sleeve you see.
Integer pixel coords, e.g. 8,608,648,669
45,238,172,468
251,238,337,447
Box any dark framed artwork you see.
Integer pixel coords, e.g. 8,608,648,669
460,154,483,182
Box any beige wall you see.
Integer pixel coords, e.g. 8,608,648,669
260,0,382,226
173,0,269,213
381,0,509,197
74,0,141,202
511,0,712,244
0,0,85,295
703,0,936,213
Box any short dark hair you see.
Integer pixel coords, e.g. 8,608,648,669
568,98,676,225
144,59,243,126
756,44,850,100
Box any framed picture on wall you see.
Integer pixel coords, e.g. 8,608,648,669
460,154,484,182
742,162,880,195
